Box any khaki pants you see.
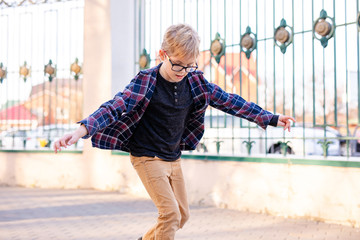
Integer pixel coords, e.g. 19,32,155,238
130,155,190,240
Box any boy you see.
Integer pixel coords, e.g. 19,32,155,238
54,24,295,240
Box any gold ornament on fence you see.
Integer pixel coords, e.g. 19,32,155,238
44,60,56,82
71,58,82,80
240,26,257,59
139,55,148,69
274,19,293,54
275,27,290,44
139,49,150,70
241,34,254,50
210,33,225,63
314,19,332,37
0,63,7,84
19,61,30,82
0,69,5,78
313,9,334,48
210,39,223,56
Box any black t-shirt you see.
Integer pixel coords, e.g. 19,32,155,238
129,72,194,161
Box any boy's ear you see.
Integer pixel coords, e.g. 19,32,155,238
159,49,165,61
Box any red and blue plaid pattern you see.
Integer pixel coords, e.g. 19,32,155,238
79,63,274,152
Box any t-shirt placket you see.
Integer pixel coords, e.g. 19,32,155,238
174,85,178,104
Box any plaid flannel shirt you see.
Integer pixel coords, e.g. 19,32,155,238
79,63,274,152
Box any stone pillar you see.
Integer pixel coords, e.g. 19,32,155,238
83,0,112,110
82,0,137,189
110,0,136,95
82,0,113,188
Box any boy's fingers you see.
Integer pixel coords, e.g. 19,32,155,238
60,140,65,147
285,121,291,132
281,116,296,122
54,146,60,154
68,136,76,146
54,134,74,154
54,142,59,152
286,116,296,124
60,138,68,147
279,115,296,132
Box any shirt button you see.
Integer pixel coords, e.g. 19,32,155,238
174,86,177,89
175,99,178,103
174,92,177,95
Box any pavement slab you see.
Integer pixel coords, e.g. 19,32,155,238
0,187,359,240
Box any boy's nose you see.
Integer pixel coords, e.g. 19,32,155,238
179,68,187,73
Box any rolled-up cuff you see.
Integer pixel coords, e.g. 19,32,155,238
269,115,279,127
255,110,274,130
77,117,99,139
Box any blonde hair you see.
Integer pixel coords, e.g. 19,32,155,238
161,24,200,60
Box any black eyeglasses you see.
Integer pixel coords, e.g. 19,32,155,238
165,54,198,73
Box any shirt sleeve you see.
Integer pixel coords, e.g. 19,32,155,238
207,81,274,130
269,115,279,127
78,80,136,139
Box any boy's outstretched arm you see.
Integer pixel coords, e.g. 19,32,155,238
53,124,88,153
277,115,296,132
207,80,296,131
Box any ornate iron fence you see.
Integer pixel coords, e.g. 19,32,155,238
135,0,360,159
0,0,84,150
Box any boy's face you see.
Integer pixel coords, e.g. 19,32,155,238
159,50,197,83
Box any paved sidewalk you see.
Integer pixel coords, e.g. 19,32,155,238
0,187,359,240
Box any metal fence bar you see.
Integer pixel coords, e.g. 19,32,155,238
292,0,295,125
263,0,268,155
239,0,242,128
333,0,338,127
345,0,350,157
312,0,315,128
256,0,258,105
302,0,306,156
224,0,227,129
358,0,360,126
209,0,213,129
273,0,276,115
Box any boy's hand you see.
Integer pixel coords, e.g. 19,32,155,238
54,124,88,153
277,115,296,132
53,133,80,153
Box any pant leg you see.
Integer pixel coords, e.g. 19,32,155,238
168,159,190,228
130,155,182,240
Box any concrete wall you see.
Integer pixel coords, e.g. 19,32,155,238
0,151,359,228
182,159,360,228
